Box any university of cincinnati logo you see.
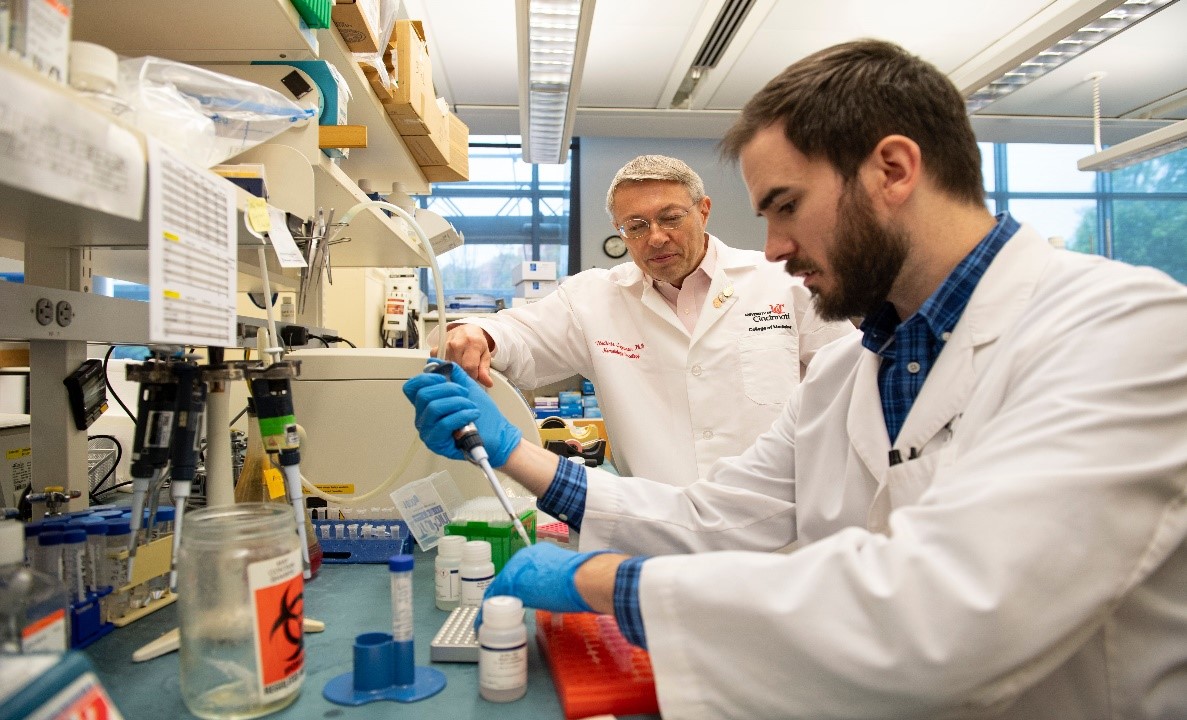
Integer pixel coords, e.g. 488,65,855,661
744,303,794,332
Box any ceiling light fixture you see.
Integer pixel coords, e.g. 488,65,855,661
1078,117,1187,171
954,0,1177,115
516,0,596,164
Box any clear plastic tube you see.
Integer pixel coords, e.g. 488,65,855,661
389,554,414,643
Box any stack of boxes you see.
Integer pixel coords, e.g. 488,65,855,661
512,261,558,308
344,16,470,183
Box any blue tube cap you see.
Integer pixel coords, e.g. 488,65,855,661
388,554,414,573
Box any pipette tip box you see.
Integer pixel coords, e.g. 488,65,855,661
444,501,536,572
535,611,659,719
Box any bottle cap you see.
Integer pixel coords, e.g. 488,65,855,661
64,528,87,544
482,595,524,627
155,506,176,522
79,518,108,535
437,534,466,558
0,521,23,565
462,539,491,564
39,530,64,546
388,554,414,572
104,519,132,536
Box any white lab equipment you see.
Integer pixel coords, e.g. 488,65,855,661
286,348,541,506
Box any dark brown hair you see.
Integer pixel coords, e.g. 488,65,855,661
721,39,984,206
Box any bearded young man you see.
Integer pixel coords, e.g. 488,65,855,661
404,40,1187,719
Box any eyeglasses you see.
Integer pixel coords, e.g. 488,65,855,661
617,203,697,240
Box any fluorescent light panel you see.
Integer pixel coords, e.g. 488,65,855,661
965,0,1176,114
1077,117,1187,171
517,0,596,164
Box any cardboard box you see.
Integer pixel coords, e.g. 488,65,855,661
332,0,380,53
380,20,436,125
401,111,450,166
0,414,31,510
420,112,470,183
512,261,557,284
514,280,559,299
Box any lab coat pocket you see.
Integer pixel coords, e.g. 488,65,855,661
738,332,798,405
886,444,958,510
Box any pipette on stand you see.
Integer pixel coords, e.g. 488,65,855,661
167,361,207,591
246,362,312,579
125,361,180,577
424,361,533,548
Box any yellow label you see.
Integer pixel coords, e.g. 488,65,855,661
163,232,179,242
163,290,181,300
5,447,31,460
314,483,356,495
246,197,271,234
264,468,287,499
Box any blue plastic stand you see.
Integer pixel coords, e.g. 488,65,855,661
71,588,114,649
323,632,446,705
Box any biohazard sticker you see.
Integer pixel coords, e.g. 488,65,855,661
247,549,305,700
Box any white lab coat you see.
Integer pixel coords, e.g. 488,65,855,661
578,224,1187,719
459,235,854,486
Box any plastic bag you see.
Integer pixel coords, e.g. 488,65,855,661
353,0,400,92
118,56,317,167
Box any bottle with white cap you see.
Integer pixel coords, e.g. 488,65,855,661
459,540,494,609
434,534,466,610
478,595,528,702
0,521,70,653
68,41,133,119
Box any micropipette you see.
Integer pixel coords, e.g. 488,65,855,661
125,361,180,575
424,361,533,548
167,361,207,591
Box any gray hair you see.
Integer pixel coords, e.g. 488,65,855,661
605,155,706,218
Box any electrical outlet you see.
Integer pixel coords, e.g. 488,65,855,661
35,298,53,326
56,301,73,327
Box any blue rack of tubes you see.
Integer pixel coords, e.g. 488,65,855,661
313,518,413,564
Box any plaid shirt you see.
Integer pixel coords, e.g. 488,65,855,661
859,213,1019,443
540,213,1021,649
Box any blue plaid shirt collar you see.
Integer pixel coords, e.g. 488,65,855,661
858,212,1020,442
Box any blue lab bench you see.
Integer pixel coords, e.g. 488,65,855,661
81,547,658,719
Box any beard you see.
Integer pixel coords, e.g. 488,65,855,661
787,181,909,321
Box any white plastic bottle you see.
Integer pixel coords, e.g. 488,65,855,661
479,595,528,702
434,534,466,611
459,540,494,609
0,520,70,653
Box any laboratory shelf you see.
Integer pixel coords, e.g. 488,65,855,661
72,0,318,63
317,24,431,194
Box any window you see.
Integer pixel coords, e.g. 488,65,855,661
987,143,1187,283
416,136,575,309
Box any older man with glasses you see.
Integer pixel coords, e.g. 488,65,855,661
438,154,854,488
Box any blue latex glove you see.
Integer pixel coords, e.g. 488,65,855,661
402,359,523,467
483,543,612,614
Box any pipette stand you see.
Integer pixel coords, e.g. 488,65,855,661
323,632,446,705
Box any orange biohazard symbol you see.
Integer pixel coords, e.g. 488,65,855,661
255,575,305,686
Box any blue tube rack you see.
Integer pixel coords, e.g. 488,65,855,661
313,519,413,564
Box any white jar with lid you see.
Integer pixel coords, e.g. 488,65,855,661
177,503,304,719
478,595,528,702
434,534,466,611
459,540,494,609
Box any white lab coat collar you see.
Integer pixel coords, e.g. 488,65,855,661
847,223,1053,481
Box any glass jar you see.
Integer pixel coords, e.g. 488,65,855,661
177,503,304,719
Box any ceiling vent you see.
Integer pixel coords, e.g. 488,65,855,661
670,0,757,109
